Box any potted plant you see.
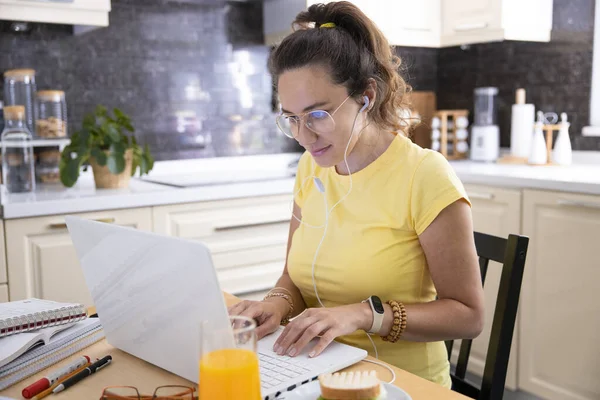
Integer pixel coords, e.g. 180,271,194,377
59,105,154,189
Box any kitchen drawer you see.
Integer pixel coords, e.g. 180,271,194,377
153,195,293,294
0,284,8,303
5,207,153,304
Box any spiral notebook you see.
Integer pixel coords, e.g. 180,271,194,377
0,298,88,338
0,318,104,390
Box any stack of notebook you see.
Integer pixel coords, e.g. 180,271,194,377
0,298,105,390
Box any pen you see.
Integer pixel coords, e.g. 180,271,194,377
32,362,91,400
22,355,90,399
52,355,112,394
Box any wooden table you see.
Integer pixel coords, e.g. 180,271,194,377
0,295,469,400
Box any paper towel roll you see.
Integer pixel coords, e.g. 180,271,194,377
511,104,535,158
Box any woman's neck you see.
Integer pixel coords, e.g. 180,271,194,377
335,127,395,176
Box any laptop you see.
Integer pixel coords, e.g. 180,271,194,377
65,216,367,399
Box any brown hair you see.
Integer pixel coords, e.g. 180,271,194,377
268,1,412,135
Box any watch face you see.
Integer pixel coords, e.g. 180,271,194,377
372,296,384,314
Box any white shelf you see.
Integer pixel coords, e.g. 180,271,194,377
31,138,70,148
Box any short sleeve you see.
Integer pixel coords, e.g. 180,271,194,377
410,151,471,235
292,151,313,209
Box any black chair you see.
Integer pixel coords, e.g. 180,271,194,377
446,232,529,400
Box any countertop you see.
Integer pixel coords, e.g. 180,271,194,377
3,151,600,219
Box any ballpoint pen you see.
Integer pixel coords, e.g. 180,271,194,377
22,355,90,399
52,355,112,394
32,362,91,400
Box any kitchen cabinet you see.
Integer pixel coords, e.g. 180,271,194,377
441,0,553,47
263,0,440,47
451,184,521,390
264,0,551,48
0,220,6,285
5,207,152,306
0,0,111,33
520,189,600,400
0,284,8,303
153,194,293,297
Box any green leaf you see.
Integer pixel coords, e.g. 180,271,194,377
114,108,126,120
96,105,108,117
83,113,96,129
59,157,81,187
107,153,125,174
123,120,135,132
110,142,126,156
130,157,139,177
91,148,107,166
103,122,121,142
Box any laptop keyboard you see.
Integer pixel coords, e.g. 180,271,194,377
258,351,314,390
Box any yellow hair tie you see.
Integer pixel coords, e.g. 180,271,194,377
320,22,336,28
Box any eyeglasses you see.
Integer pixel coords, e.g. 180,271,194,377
276,94,353,139
100,385,195,400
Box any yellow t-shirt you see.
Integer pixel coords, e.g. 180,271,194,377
287,134,470,388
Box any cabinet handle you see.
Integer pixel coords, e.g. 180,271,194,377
215,219,289,232
48,217,116,230
454,22,488,32
468,192,495,200
556,199,600,209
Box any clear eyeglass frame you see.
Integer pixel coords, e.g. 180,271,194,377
275,93,353,139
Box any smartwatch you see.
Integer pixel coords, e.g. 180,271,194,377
362,295,385,334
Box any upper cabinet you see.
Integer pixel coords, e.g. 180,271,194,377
0,0,111,33
263,0,440,47
264,0,552,48
441,0,553,47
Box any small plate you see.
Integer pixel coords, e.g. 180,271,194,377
276,380,412,399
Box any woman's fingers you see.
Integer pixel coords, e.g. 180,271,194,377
255,314,280,340
286,320,330,357
227,301,250,316
308,329,338,357
274,315,317,356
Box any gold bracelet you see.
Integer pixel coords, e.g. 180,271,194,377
381,300,407,343
263,292,294,325
269,286,293,298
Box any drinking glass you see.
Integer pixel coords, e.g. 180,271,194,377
198,316,261,400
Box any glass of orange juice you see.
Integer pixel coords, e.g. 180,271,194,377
198,315,262,400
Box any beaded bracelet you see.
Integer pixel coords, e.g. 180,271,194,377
381,300,407,343
263,290,294,325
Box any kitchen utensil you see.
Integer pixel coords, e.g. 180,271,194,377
470,87,499,162
552,112,572,165
431,109,469,160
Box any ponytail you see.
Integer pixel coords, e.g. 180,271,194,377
269,1,412,134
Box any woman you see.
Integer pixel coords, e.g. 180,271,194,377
228,1,484,388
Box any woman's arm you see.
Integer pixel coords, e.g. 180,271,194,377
366,199,485,342
274,199,485,357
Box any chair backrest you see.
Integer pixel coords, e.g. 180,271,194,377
446,232,529,400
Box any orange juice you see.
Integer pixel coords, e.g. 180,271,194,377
199,348,261,400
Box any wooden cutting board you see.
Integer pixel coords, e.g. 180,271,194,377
405,91,436,150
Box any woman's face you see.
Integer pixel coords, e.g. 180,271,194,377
277,65,365,168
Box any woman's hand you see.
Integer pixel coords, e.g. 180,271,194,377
273,303,371,358
228,300,287,340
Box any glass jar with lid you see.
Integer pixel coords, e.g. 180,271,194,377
3,69,36,134
1,106,36,193
36,90,67,138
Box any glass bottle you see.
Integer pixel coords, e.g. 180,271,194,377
3,69,37,134
1,106,36,193
36,90,67,138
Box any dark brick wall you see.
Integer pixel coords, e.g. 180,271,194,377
0,0,303,161
2,0,595,159
437,0,598,150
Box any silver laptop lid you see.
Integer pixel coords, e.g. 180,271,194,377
65,215,233,383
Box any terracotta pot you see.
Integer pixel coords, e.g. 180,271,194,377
89,148,133,189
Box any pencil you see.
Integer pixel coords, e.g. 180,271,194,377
32,362,91,400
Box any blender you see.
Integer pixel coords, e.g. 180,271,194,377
470,87,500,162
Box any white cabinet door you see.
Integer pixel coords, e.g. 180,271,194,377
0,0,110,27
153,195,293,296
451,184,521,390
520,190,600,400
0,284,8,303
0,220,6,285
5,208,153,307
385,0,440,47
441,0,504,46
